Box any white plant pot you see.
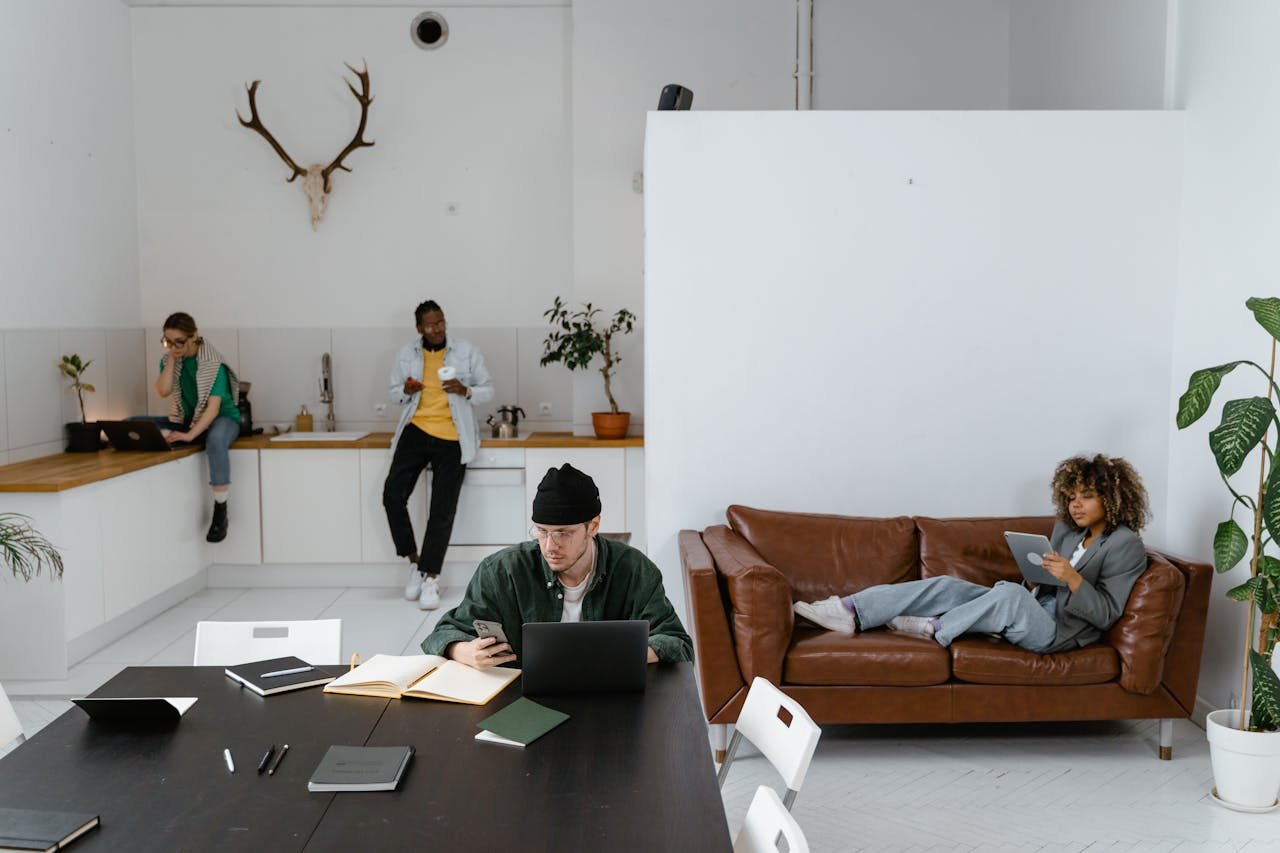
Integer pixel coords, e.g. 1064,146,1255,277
1206,708,1280,809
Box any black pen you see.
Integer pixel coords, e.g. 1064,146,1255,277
266,743,289,776
257,744,276,774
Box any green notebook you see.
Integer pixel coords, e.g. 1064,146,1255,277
475,697,569,748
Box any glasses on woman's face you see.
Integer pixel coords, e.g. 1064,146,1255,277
529,525,580,545
161,335,189,349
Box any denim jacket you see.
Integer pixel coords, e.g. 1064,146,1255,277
388,336,494,464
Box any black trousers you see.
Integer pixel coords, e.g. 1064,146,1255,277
382,425,467,577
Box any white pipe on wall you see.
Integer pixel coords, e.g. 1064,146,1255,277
796,0,813,109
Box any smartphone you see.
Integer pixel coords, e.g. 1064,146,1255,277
473,620,509,646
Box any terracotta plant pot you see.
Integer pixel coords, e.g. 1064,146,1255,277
591,412,630,440
64,421,102,453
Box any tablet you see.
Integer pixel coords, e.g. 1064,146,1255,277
1002,531,1067,587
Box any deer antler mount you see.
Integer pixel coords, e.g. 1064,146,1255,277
236,62,375,229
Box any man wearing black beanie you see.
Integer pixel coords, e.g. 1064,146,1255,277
422,463,691,667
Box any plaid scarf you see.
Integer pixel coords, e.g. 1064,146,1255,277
169,338,238,424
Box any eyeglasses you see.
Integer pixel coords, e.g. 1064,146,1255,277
161,336,190,349
529,525,581,545
421,321,446,331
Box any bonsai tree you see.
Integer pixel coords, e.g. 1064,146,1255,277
0,513,64,581
1177,296,1280,731
58,354,95,423
539,297,636,415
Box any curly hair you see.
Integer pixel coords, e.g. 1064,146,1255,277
1050,454,1151,534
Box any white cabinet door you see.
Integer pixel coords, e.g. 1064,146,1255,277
451,468,527,545
261,450,362,563
359,448,426,562
524,448,626,534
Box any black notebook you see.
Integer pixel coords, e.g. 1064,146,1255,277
0,807,100,852
224,656,337,696
307,745,415,793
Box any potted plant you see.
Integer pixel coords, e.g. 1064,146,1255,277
540,297,637,439
1177,296,1280,810
0,513,64,581
58,353,100,452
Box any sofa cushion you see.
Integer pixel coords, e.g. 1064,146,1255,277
785,626,951,686
950,636,1119,685
1106,556,1186,694
726,505,919,602
702,525,791,686
916,516,1055,585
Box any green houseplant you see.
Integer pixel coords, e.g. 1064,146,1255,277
1177,296,1280,808
0,513,64,581
540,297,637,439
58,353,100,453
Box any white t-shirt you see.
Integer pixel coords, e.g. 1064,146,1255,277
560,541,597,622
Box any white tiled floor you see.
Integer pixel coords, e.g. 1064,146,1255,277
3,584,1277,852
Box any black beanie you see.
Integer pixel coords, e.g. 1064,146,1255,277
531,464,601,525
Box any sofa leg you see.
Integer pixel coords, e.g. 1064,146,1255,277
1158,718,1173,760
711,723,732,764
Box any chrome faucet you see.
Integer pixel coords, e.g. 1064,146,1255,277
320,352,336,432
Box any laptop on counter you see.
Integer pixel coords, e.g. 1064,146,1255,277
521,620,648,695
100,419,188,452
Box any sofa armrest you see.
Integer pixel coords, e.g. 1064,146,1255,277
1105,555,1185,694
679,529,746,719
702,525,792,687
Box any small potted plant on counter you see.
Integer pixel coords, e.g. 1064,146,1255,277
0,513,64,582
59,353,100,452
1177,296,1280,811
540,296,636,439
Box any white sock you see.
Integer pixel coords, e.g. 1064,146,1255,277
213,491,229,504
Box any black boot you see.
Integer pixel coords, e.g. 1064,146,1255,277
207,501,228,543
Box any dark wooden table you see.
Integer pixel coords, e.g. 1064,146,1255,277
0,664,730,852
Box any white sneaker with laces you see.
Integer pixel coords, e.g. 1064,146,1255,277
418,575,441,610
793,596,856,634
404,566,424,601
887,615,936,639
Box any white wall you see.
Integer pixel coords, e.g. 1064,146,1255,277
645,110,1183,619
814,0,1011,109
1166,1,1280,712
1,0,140,329
1010,0,1169,109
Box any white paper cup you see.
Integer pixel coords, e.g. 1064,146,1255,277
437,366,457,381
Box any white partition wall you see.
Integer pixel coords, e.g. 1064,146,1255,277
643,111,1183,618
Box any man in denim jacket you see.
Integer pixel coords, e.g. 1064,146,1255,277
384,300,494,610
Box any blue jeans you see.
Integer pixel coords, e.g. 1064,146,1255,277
845,576,1057,652
131,415,237,487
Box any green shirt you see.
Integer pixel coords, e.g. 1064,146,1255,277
422,537,693,663
159,358,239,423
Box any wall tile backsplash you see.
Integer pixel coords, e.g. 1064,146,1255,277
1,325,644,459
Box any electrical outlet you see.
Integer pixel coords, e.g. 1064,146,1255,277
538,402,552,416
1230,692,1240,710
374,403,387,415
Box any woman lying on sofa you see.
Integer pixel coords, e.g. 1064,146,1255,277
793,454,1151,654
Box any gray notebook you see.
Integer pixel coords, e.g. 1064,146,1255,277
307,745,414,792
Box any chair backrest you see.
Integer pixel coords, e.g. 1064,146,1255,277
737,677,821,794
733,786,810,853
0,681,24,749
193,619,342,667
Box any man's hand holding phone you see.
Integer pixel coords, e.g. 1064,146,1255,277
449,636,515,669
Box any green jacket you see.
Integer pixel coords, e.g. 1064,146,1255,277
422,536,693,663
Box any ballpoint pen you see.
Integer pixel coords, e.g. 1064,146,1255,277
259,666,315,678
223,747,235,774
266,744,290,776
257,744,276,774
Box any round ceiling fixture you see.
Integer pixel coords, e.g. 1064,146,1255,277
410,12,449,50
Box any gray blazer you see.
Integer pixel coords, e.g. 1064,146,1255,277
1044,519,1147,653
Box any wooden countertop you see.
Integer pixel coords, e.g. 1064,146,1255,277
0,432,642,492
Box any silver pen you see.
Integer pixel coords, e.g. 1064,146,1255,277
259,666,314,678
224,747,235,774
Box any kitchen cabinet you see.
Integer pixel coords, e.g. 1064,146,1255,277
261,449,362,563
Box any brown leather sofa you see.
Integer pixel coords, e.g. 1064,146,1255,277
680,506,1212,761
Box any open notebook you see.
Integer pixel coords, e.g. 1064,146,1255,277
323,654,519,706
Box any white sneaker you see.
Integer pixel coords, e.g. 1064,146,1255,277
418,575,441,611
887,615,936,639
404,567,424,601
793,596,856,634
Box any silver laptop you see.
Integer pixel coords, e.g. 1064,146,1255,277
100,420,182,452
1003,531,1067,587
521,620,648,695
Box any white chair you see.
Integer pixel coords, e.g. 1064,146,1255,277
0,681,25,750
717,677,821,810
193,619,342,667
733,785,810,853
